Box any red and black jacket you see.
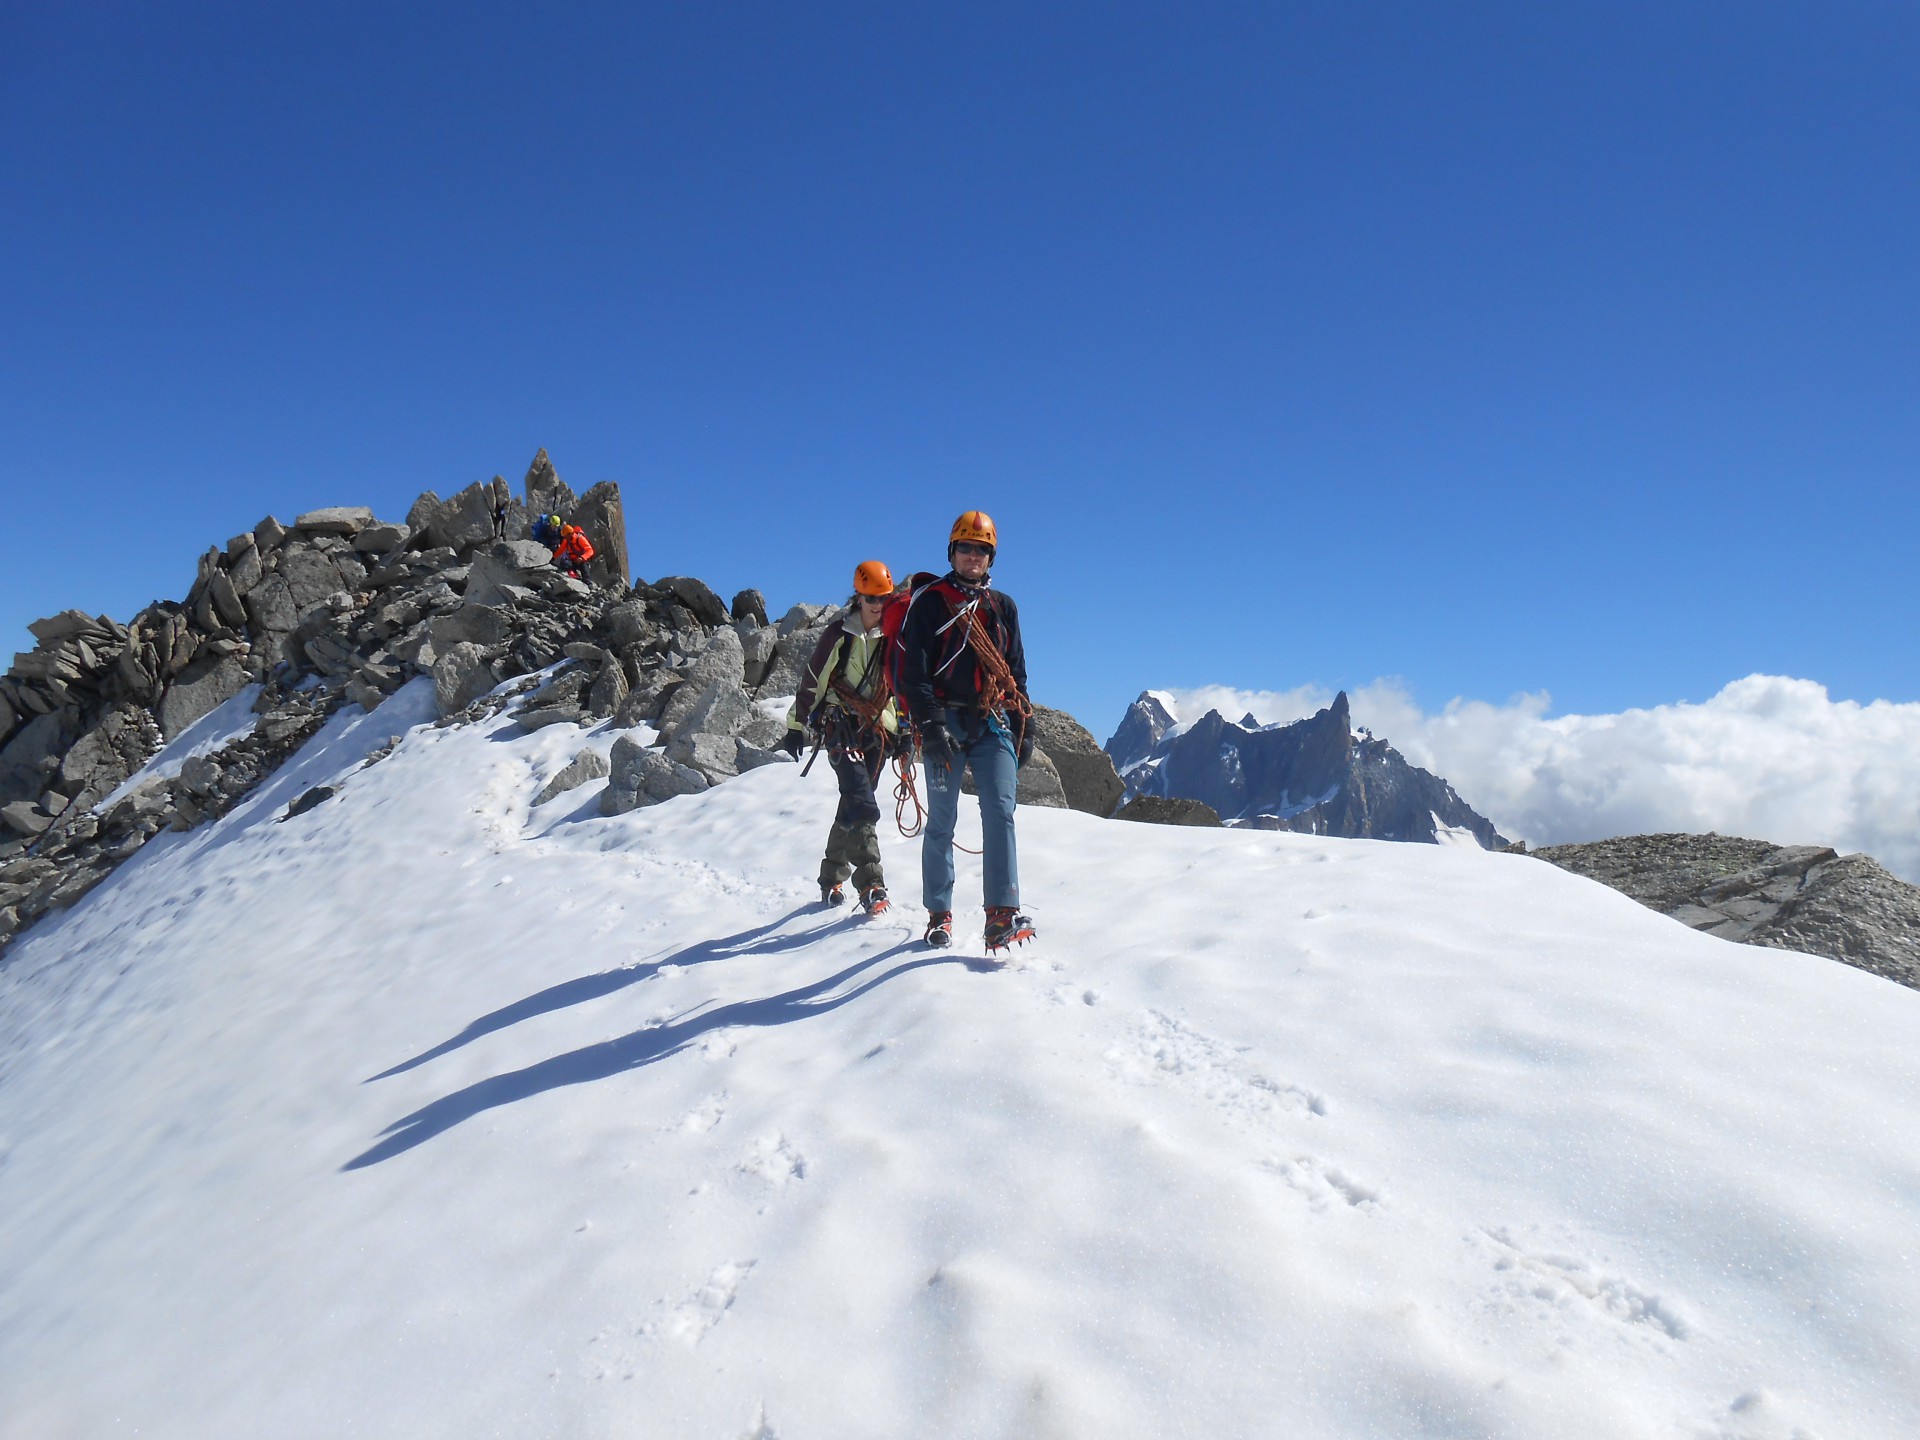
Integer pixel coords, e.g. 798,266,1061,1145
895,573,1028,731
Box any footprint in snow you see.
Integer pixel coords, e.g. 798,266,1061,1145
1262,1154,1382,1212
1108,1009,1328,1127
675,1092,727,1134
1477,1226,1692,1342
642,1259,757,1347
739,1132,807,1186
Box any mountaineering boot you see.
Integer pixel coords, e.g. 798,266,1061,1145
984,907,1036,951
923,910,953,948
822,882,846,907
861,886,891,916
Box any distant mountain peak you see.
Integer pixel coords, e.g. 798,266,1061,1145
1104,688,1507,848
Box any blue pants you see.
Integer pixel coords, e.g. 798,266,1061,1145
922,709,1020,912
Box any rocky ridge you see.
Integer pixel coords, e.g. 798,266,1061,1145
0,457,1118,957
1533,833,1920,993
1107,689,1509,848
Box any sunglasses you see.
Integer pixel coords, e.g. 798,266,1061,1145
953,542,992,557
859,593,888,605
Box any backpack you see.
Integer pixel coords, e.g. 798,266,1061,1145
880,572,944,702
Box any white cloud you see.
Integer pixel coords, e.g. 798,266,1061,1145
1157,676,1920,883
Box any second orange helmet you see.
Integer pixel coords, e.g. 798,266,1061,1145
854,560,895,596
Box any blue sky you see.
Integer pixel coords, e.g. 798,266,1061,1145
5,2,1916,741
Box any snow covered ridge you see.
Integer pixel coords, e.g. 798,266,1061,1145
2,680,1918,1436
1107,688,1509,847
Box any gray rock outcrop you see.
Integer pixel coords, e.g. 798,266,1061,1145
1116,795,1226,827
1028,705,1124,816
0,448,641,959
1533,833,1920,992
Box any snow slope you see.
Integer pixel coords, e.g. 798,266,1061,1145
2,679,1917,1439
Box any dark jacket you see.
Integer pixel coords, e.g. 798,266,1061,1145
896,573,1028,730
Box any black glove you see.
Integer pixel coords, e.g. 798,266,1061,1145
1017,731,1035,768
777,729,807,760
919,721,952,768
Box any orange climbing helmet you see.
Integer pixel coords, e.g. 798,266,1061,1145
853,560,895,596
948,510,997,552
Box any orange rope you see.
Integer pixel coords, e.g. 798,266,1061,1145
961,599,1032,743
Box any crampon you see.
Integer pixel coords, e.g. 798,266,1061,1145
923,910,953,948
984,907,1036,952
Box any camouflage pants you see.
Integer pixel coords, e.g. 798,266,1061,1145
819,749,885,891
819,820,884,892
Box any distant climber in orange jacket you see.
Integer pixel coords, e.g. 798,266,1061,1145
533,512,596,578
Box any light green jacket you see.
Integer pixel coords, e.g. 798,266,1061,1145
785,614,899,734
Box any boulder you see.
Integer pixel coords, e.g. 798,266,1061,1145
0,711,74,808
738,625,778,687
1,801,52,837
280,547,348,610
353,523,411,555
428,481,497,553
177,755,222,797
731,589,769,626
208,569,249,629
293,506,375,536
604,600,658,653
430,604,514,652
753,621,831,701
58,709,153,803
285,785,336,819
243,574,298,635
664,680,756,763
587,660,629,719
776,603,830,637
157,655,249,740
226,542,263,595
613,670,681,730
405,491,441,537
254,515,289,550
658,630,748,732
735,738,788,772
600,736,709,815
27,610,102,644
432,642,499,717
673,732,742,782
657,576,729,629
1029,705,1125,816
515,705,585,731
1115,795,1225,827
533,747,611,806
737,711,786,750
464,541,555,607
1016,748,1070,808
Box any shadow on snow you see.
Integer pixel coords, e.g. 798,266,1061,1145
343,940,983,1170
364,905,845,1081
